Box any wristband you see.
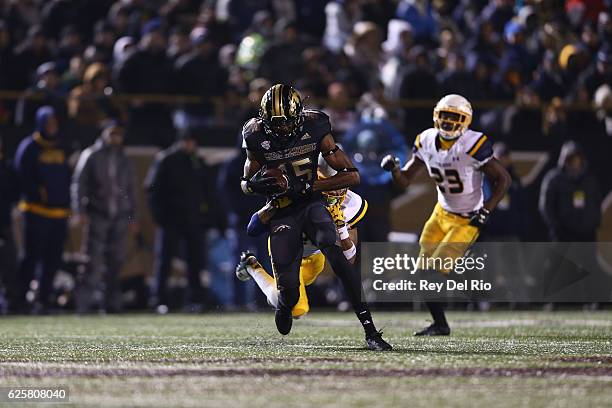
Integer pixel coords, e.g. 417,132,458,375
343,243,356,260
337,224,349,240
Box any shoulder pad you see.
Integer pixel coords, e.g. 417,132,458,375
466,133,493,162
303,109,332,136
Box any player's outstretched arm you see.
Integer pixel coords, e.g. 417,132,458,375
313,134,360,192
381,154,427,189
480,158,512,212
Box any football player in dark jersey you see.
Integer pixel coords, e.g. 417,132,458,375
241,84,391,350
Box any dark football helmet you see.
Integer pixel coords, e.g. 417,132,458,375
259,84,304,144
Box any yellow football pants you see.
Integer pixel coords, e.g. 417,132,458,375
419,203,480,274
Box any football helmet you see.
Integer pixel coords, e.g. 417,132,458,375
260,84,304,144
433,94,472,140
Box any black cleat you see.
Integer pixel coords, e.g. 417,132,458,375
414,323,450,336
365,330,393,351
275,308,293,335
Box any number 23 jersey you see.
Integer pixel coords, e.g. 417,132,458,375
413,128,494,214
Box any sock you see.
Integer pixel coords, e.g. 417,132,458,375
292,272,309,318
355,307,378,336
247,264,278,308
426,301,448,327
321,245,378,336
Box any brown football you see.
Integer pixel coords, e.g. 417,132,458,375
262,167,288,192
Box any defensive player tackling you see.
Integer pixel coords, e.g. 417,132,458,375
381,94,511,336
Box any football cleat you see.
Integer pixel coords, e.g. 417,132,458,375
235,251,259,282
365,330,393,351
275,308,293,335
414,323,451,336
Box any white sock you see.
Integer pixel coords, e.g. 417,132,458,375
247,265,279,308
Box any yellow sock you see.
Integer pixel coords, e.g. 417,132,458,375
292,271,309,318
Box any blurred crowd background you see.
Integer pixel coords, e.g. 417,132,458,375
0,0,611,314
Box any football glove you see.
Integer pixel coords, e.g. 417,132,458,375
469,207,491,228
245,172,286,196
381,155,400,172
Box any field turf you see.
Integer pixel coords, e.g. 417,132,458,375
0,311,611,407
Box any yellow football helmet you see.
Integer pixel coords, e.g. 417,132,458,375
433,94,473,140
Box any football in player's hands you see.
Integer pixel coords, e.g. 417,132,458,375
262,167,289,192
248,168,287,195
381,155,400,171
469,207,491,228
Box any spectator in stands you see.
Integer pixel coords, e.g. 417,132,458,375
167,25,192,63
173,29,228,133
381,19,413,91
144,130,210,312
0,136,19,312
71,121,137,313
114,19,174,146
540,141,603,242
55,25,83,72
12,25,53,91
15,61,68,130
68,62,117,129
342,108,408,241
482,142,529,241
324,81,358,139
577,48,612,99
258,19,310,85
88,20,117,64
323,0,362,53
13,106,70,313
391,45,438,136
502,86,543,142
396,0,438,45
480,0,515,35
437,52,479,100
343,21,383,82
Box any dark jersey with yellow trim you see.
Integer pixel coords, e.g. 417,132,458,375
412,127,493,213
242,109,332,205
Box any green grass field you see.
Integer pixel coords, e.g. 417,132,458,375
0,311,611,407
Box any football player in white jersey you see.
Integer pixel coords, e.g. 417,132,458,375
381,94,511,336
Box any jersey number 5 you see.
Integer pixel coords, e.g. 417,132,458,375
280,157,312,181
430,167,464,194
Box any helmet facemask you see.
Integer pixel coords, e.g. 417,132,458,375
434,109,471,140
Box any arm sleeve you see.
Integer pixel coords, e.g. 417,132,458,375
247,212,269,237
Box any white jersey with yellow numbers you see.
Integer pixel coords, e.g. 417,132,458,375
413,128,494,214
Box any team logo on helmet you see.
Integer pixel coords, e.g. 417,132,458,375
261,140,271,150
